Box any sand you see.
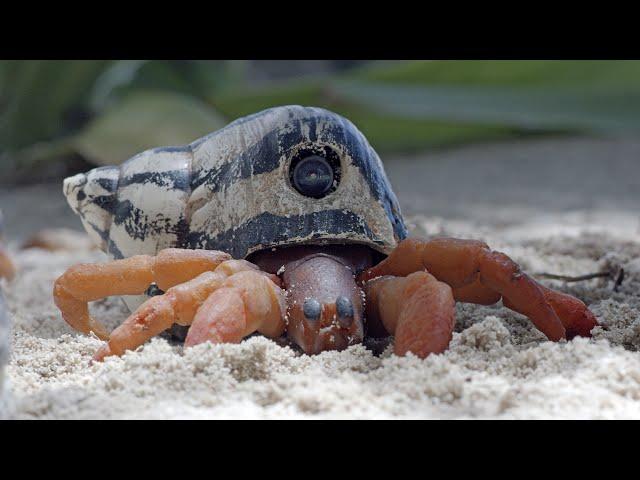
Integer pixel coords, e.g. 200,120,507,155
2,135,640,419
1,214,639,419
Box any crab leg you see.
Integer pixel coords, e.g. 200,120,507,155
54,248,231,339
451,278,501,305
360,238,598,341
364,271,455,357
184,270,286,346
94,265,285,360
0,243,15,281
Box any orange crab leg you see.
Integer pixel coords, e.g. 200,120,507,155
54,248,231,339
0,243,16,281
523,286,597,340
360,238,597,341
184,270,286,346
94,266,285,360
365,271,455,358
452,278,501,305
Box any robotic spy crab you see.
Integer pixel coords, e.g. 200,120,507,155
54,106,598,361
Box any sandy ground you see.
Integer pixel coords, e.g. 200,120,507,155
1,134,640,419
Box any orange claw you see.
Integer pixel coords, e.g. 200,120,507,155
185,270,286,347
94,262,285,361
539,286,598,339
452,278,501,305
92,267,242,361
0,243,16,281
184,288,248,346
365,271,455,358
360,237,598,342
478,249,566,341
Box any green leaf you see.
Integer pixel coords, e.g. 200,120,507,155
89,60,149,111
0,60,113,151
92,61,247,110
351,60,640,90
214,80,518,152
72,90,227,166
183,60,249,98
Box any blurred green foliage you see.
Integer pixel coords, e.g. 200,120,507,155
2,60,640,176
74,90,227,166
351,60,640,87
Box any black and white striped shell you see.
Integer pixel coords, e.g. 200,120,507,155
63,105,407,263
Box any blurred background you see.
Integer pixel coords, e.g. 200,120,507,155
1,60,640,241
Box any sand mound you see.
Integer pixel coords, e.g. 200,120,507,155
1,213,640,419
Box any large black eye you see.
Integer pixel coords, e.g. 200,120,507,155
292,155,334,198
289,146,342,198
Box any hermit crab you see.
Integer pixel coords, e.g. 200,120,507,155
54,105,598,361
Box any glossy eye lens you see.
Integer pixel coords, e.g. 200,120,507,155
292,155,335,198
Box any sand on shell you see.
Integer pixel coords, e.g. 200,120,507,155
2,135,640,419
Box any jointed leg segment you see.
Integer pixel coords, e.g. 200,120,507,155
0,243,15,281
53,248,231,339
185,270,286,347
94,263,285,361
360,238,598,347
365,272,455,357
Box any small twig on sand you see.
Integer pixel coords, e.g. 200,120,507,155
535,268,625,292
535,272,611,282
613,268,625,292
